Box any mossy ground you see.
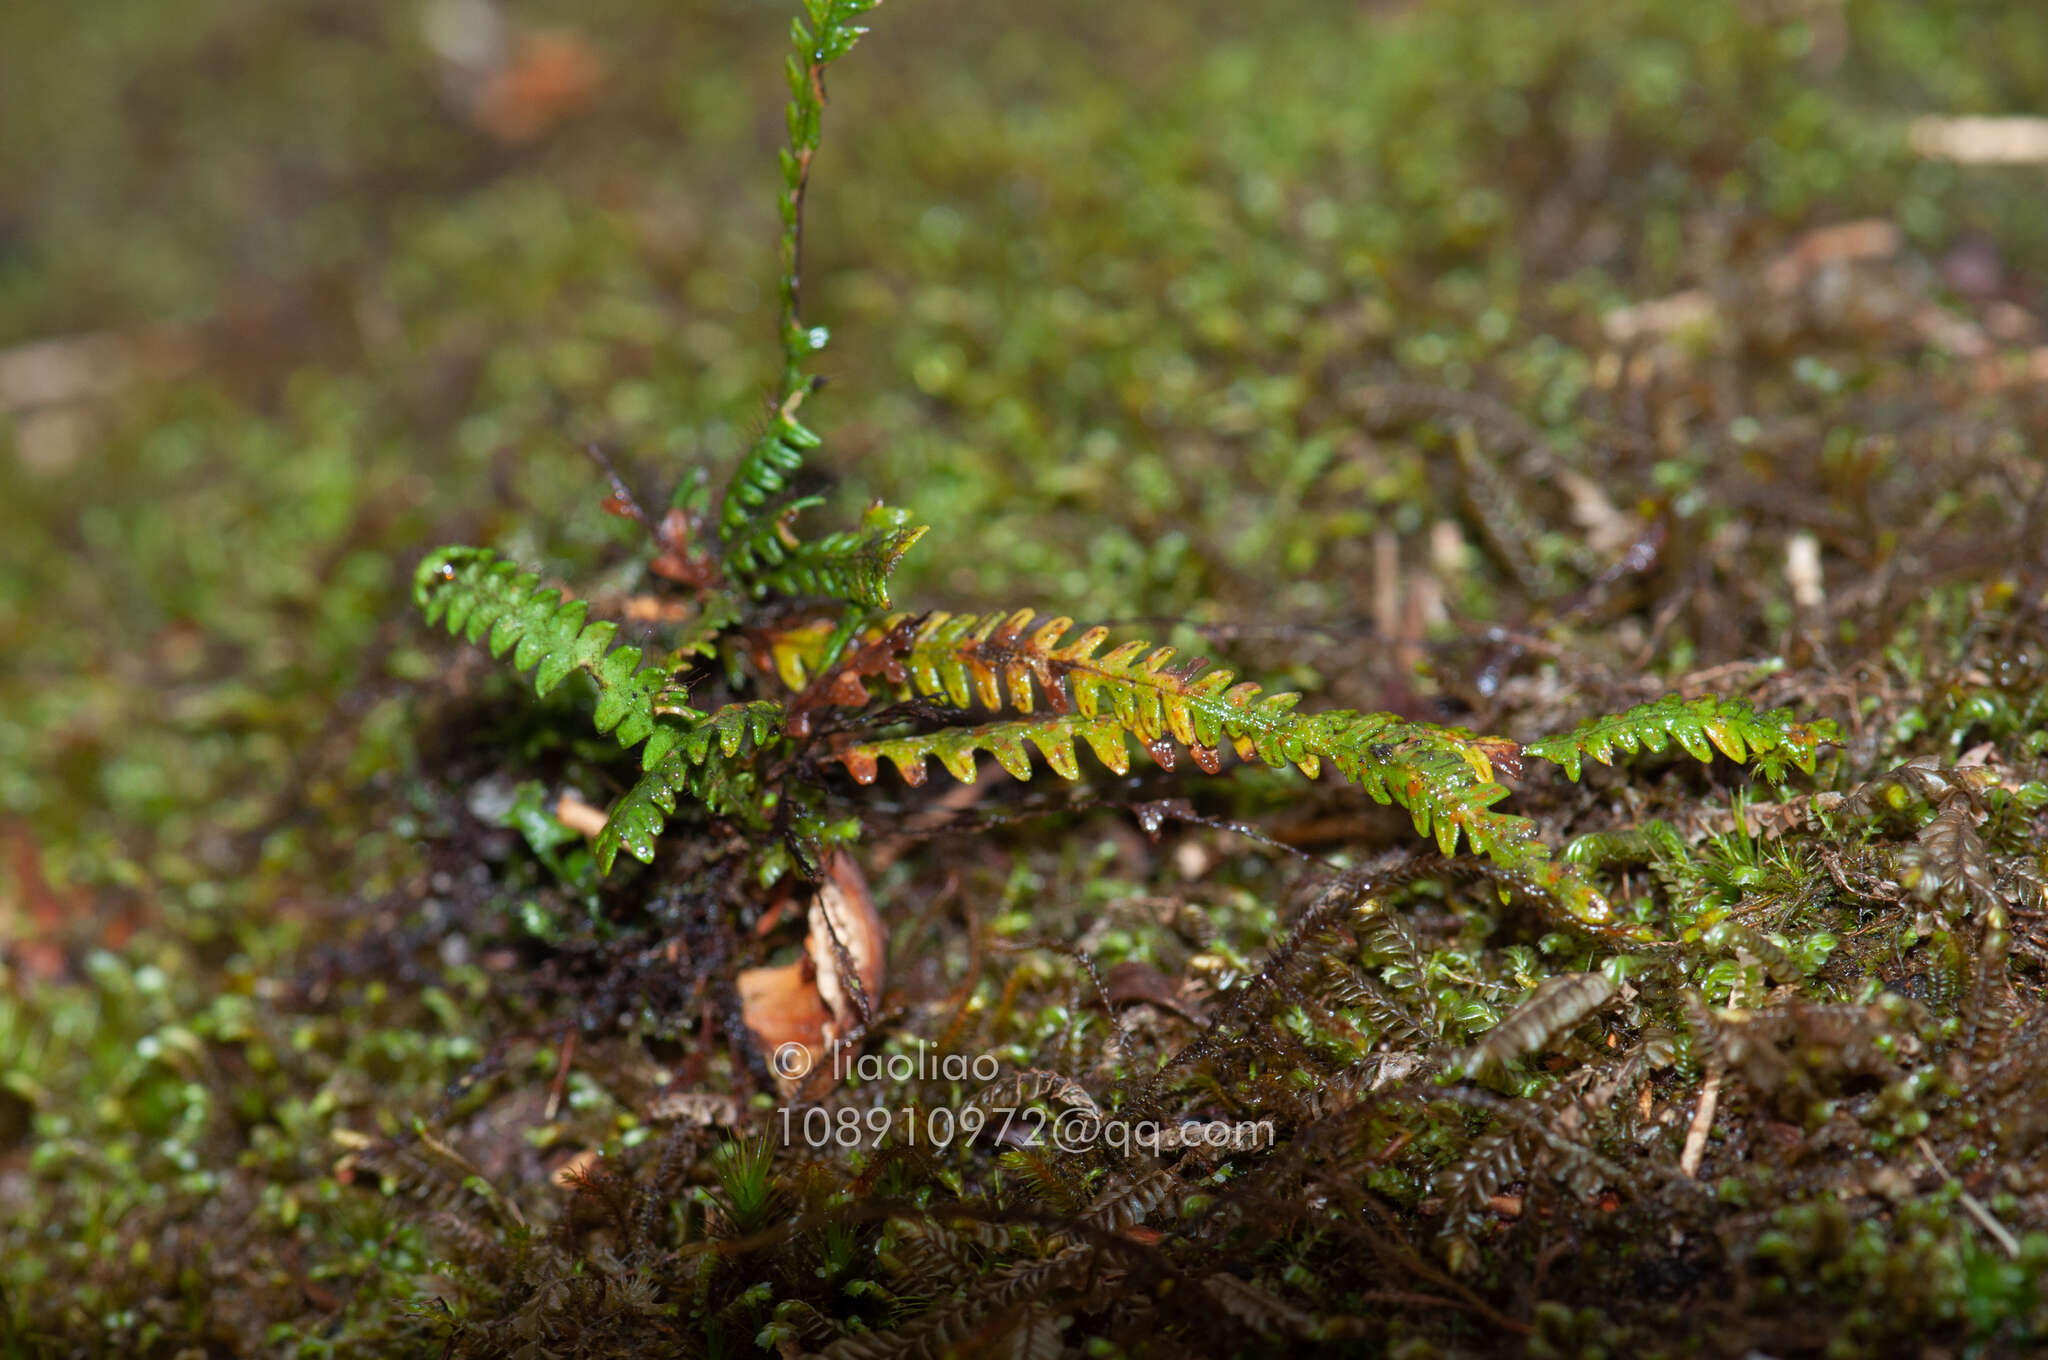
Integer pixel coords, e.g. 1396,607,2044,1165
4,1,2048,1355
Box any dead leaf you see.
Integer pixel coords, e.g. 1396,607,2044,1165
737,851,885,1097
1096,960,1211,1026
474,30,604,145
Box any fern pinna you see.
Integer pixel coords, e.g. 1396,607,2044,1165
411,0,1839,942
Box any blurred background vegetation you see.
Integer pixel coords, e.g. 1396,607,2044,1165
4,0,2047,1353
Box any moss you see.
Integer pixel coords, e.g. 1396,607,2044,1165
5,0,2048,1355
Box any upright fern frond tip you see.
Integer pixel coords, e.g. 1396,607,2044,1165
775,0,882,392
717,0,889,600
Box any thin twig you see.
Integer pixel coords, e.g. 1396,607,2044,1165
1679,1070,1720,1179
415,1122,526,1229
544,1029,577,1122
1918,1136,2020,1260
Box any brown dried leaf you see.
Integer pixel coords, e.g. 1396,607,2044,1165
737,851,885,1097
1097,960,1211,1026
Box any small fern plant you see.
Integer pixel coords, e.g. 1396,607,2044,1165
413,0,1837,937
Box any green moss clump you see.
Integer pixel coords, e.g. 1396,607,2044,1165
5,0,2048,1355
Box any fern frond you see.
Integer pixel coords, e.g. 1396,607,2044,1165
593,702,783,872
1525,694,1837,782
889,1217,989,1282
1202,1272,1326,1342
773,0,879,394
416,547,788,873
1428,1084,1635,1198
831,608,1624,928
718,409,823,567
414,546,701,767
717,0,882,584
871,608,1505,762
845,609,1525,847
738,501,928,608
1434,1125,1528,1238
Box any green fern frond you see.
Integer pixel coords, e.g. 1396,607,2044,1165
830,608,1623,928
848,607,1515,817
1525,694,1838,782
718,409,823,567
736,501,928,608
773,0,880,395
414,546,702,767
593,702,783,872
717,0,881,581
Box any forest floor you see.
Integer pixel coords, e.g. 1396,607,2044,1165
5,1,2048,1356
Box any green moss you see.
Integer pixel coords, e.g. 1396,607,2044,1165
6,0,2048,1354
